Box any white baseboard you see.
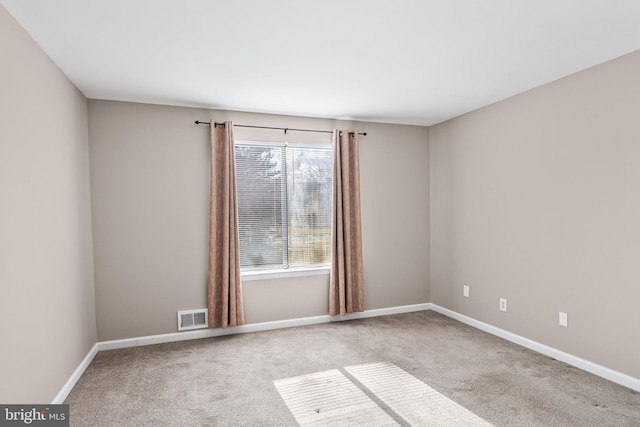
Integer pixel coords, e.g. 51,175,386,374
53,303,432,402
54,301,639,403
51,343,99,404
98,303,433,351
430,304,640,393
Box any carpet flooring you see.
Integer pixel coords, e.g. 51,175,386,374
65,311,640,426
274,367,399,426
274,362,493,426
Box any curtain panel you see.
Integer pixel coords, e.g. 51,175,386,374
207,121,245,328
330,130,365,316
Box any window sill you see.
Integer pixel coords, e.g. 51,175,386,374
241,265,331,281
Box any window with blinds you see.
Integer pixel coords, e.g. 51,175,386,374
234,141,332,271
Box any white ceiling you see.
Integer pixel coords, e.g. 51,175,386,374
2,0,639,126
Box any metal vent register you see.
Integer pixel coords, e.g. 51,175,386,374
177,309,208,331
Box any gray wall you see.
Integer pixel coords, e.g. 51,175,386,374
0,6,96,403
430,50,640,379
88,101,430,341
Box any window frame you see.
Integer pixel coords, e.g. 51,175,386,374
234,139,333,280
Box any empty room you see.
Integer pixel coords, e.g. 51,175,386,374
1,1,639,426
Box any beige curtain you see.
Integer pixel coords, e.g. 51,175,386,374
207,121,245,328
330,130,364,316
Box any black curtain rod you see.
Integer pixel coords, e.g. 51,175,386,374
194,121,367,136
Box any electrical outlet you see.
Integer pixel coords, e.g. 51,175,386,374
499,298,507,312
463,285,470,297
559,312,568,327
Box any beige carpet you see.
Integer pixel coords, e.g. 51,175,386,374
274,368,398,426
65,311,640,426
275,362,493,426
346,362,492,426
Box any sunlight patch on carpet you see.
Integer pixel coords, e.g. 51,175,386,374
345,362,493,426
274,369,399,426
275,363,494,426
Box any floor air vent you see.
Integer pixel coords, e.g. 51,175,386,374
178,309,208,331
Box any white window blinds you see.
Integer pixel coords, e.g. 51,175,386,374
234,141,332,270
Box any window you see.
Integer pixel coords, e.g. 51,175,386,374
234,140,332,271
